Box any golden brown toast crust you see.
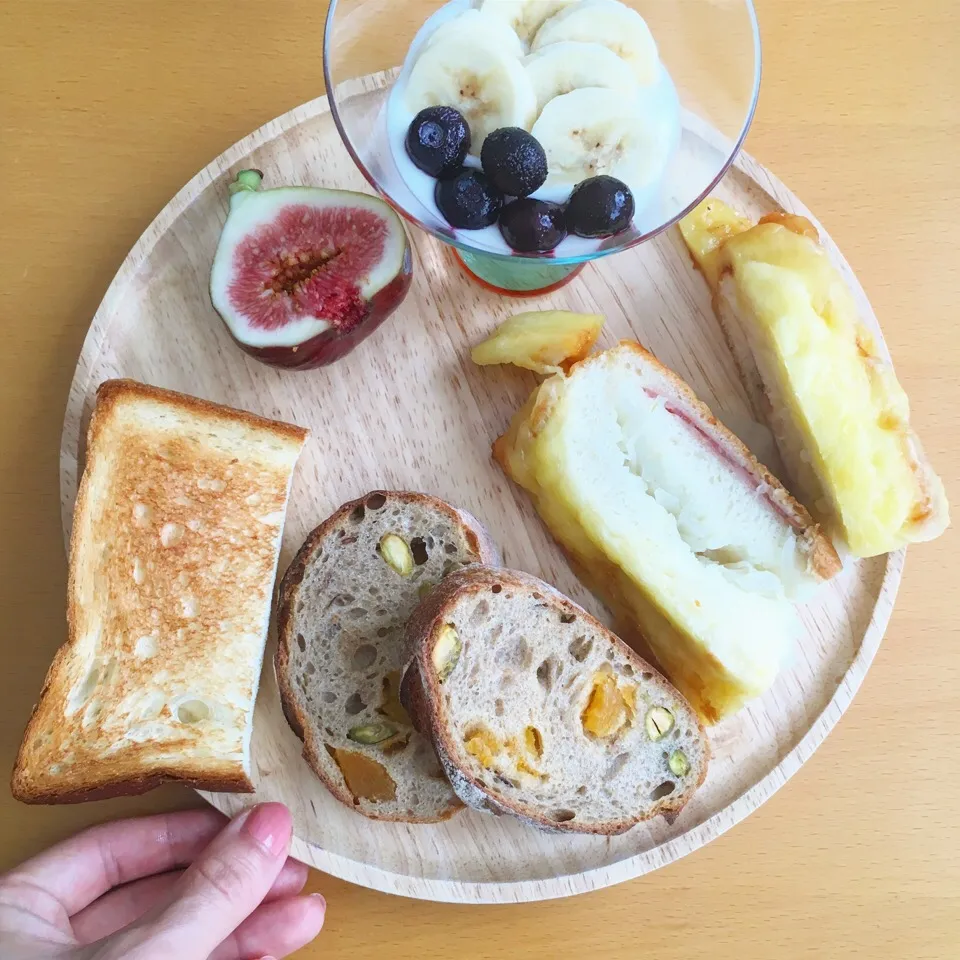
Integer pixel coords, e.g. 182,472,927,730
12,379,306,805
95,378,309,443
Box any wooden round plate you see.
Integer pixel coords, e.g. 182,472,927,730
60,90,902,903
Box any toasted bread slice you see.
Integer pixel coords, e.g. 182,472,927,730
680,199,949,557
276,491,500,823
494,342,840,723
12,380,307,804
402,566,710,835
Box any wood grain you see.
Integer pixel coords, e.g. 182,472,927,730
0,0,958,955
58,86,902,902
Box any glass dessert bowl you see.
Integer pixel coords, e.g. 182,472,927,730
324,0,761,296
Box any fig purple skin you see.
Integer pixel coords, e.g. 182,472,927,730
210,170,413,371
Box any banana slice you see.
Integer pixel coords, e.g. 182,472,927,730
480,0,577,45
532,0,660,87
531,86,660,190
525,41,639,115
426,8,525,61
406,37,538,149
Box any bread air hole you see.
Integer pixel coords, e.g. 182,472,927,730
444,541,458,555
177,699,211,724
366,493,387,510
321,691,337,704
469,599,491,625
305,662,316,676
550,809,577,823
607,752,631,778
296,634,307,653
536,658,556,690
568,635,593,662
500,635,531,669
495,699,505,717
83,698,103,728
410,538,429,566
352,644,377,670
344,692,366,715
67,660,104,715
491,583,502,594
378,672,409,725
350,504,365,522
649,781,676,801
560,613,576,624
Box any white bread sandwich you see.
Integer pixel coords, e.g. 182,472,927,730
494,342,841,723
680,199,949,557
276,491,500,823
401,566,710,835
12,380,307,804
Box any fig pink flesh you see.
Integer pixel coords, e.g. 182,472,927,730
227,204,391,333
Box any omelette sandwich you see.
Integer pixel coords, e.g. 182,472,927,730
680,199,949,557
494,342,840,723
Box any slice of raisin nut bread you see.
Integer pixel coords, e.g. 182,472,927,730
402,566,710,835
276,491,500,823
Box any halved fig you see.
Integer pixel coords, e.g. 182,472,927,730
210,170,413,370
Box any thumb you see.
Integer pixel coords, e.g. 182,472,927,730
136,803,294,958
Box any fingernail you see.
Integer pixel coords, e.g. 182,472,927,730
242,802,292,857
310,893,327,911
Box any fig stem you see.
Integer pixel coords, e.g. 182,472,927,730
228,169,264,205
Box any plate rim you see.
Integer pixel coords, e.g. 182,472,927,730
58,89,905,903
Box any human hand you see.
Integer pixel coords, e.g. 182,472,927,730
0,803,325,960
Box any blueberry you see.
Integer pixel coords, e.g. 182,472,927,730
435,170,503,230
499,199,567,253
405,107,471,179
480,127,548,198
566,176,635,238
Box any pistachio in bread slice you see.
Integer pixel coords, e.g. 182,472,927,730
276,491,499,823
402,566,710,835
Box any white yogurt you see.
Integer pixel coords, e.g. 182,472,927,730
367,0,682,259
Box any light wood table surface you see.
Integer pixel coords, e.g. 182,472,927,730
1,1,957,957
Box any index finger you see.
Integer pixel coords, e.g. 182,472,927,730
7,808,227,915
